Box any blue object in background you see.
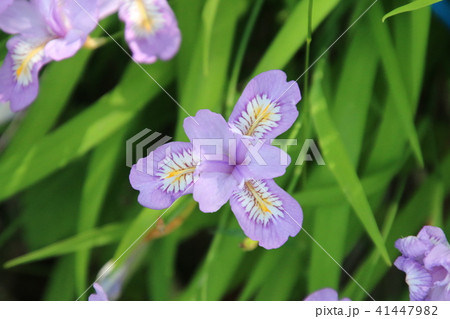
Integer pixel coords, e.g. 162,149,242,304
433,0,450,29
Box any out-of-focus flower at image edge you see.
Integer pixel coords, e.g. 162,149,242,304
0,0,181,112
98,0,181,63
0,0,98,111
304,288,351,301
395,226,450,301
89,283,109,301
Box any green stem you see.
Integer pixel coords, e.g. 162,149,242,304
224,0,265,116
200,208,230,300
287,0,314,193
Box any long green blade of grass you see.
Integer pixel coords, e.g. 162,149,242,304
44,256,76,301
1,49,93,160
179,217,245,301
238,249,285,300
307,18,379,292
310,65,391,265
382,0,440,22
74,129,126,296
176,0,248,140
202,0,221,75
225,0,264,115
343,153,450,300
253,0,340,75
0,61,174,202
255,245,302,300
4,223,127,268
368,4,424,167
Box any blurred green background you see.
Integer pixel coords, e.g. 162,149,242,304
0,0,449,301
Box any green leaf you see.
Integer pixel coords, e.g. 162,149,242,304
176,0,249,139
44,256,76,301
179,211,245,301
173,0,205,88
366,6,430,175
429,180,445,227
308,206,350,292
202,0,221,75
226,0,264,115
1,50,92,161
74,129,126,296
253,0,339,75
343,153,450,300
307,19,379,292
255,246,302,300
147,235,179,300
310,65,391,265
112,197,188,262
4,223,127,268
368,5,424,167
21,160,85,250
382,0,441,22
0,61,174,202
238,249,285,300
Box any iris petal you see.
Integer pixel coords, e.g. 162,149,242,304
119,0,181,63
304,288,349,301
395,257,432,301
129,142,196,210
418,226,449,247
228,70,301,139
89,283,109,301
395,236,430,260
230,179,302,249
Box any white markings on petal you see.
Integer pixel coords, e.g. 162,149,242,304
156,148,197,193
231,94,281,138
12,39,47,87
125,0,165,37
233,179,284,226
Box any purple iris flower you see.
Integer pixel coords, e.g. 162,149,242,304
130,70,303,249
98,0,181,64
89,283,109,301
0,0,99,112
394,226,450,301
304,288,351,301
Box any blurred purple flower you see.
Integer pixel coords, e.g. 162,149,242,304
394,225,450,301
0,0,99,111
89,283,109,301
304,288,351,301
130,70,303,249
98,0,181,64
98,0,122,19
0,0,13,14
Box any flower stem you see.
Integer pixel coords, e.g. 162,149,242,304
287,0,314,193
200,207,230,300
225,0,265,116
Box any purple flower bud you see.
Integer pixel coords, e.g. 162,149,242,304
89,283,109,301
